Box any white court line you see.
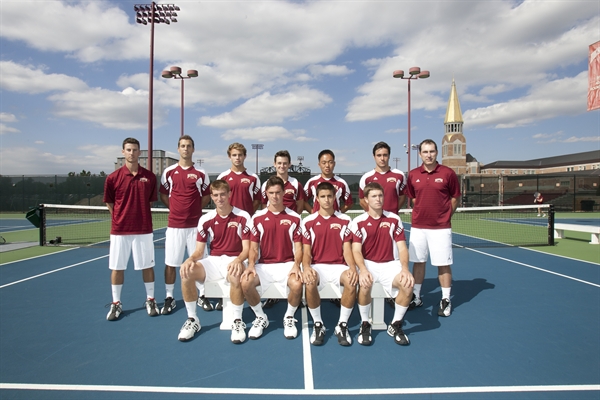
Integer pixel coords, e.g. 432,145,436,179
300,305,314,390
461,247,600,288
0,254,109,289
0,383,597,396
0,247,78,267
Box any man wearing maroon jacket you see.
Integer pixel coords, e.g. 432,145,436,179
350,182,414,346
241,176,304,340
159,135,210,315
405,139,460,318
104,137,159,321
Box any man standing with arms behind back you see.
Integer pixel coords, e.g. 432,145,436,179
359,141,406,213
406,139,460,317
104,137,159,321
159,135,211,315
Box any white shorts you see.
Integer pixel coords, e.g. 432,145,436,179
200,255,239,283
364,259,402,298
408,228,453,266
255,262,294,297
165,227,197,267
312,264,350,292
109,233,155,271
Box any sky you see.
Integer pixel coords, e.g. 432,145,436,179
1,0,599,176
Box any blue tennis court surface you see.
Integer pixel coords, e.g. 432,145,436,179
1,234,599,399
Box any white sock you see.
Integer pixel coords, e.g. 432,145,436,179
196,281,205,297
285,303,298,319
309,306,322,324
165,284,175,299
251,303,267,318
413,283,422,298
441,286,451,300
393,303,409,323
185,301,197,319
232,303,244,321
144,282,154,299
111,284,122,303
338,306,352,324
358,304,371,322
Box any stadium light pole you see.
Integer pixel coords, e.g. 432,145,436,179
393,67,429,173
134,2,180,173
252,144,264,175
162,66,198,137
196,159,204,167
411,144,420,167
393,157,401,169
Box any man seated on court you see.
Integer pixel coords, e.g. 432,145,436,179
178,180,253,343
302,182,358,346
241,176,304,340
350,182,414,346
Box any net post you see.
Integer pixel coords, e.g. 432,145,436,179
548,204,555,246
39,204,46,246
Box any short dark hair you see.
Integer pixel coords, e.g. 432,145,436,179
364,182,384,198
274,150,291,163
419,139,438,152
265,175,285,191
318,149,335,161
316,181,335,197
122,137,140,149
227,142,247,156
178,134,195,148
210,179,230,193
372,141,390,156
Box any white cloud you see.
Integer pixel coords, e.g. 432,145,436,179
0,61,88,94
464,72,587,128
308,64,354,77
0,113,17,123
0,123,20,135
221,126,315,142
200,87,332,128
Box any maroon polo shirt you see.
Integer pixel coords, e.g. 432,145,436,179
406,163,460,229
104,165,157,235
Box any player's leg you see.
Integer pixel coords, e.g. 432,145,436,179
357,262,374,346
408,228,428,309
388,263,413,346
429,228,453,317
133,234,159,317
335,267,356,346
284,268,303,340
305,267,324,345
106,234,129,321
241,268,269,339
177,259,207,341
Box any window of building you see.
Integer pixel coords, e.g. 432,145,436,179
578,165,585,171
453,144,461,155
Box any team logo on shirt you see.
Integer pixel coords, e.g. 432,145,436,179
280,219,292,226
415,179,421,183
140,177,149,182
380,222,391,229
387,177,397,183
285,189,295,195
187,173,198,180
330,223,342,230
241,178,251,184
435,178,444,183
227,222,239,228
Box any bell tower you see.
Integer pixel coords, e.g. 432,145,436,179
441,79,467,174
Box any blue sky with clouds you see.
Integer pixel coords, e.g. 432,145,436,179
1,0,598,176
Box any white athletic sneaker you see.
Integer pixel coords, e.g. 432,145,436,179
145,298,160,317
178,317,201,342
283,316,298,339
106,301,122,321
248,315,269,339
438,298,452,317
231,319,247,344
310,322,326,346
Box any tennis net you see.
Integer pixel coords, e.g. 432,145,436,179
36,203,553,248
347,204,554,248
39,204,170,247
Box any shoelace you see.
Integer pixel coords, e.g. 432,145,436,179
254,316,267,328
284,317,297,328
338,323,348,337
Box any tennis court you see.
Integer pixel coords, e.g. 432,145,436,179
1,205,598,399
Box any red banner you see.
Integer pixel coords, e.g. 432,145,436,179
588,41,600,111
